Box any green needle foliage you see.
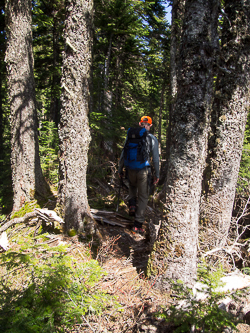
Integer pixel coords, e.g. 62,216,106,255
90,0,170,167
0,237,113,333
157,264,239,333
38,120,59,187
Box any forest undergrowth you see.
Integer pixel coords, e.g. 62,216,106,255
0,198,172,332
1,175,250,332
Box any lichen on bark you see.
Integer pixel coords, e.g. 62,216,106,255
150,0,220,289
200,0,250,250
5,0,50,212
58,0,95,233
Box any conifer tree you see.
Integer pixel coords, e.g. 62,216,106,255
0,3,5,162
32,0,65,125
58,0,94,232
149,0,220,286
5,0,50,212
143,0,170,149
92,0,146,158
166,0,185,167
91,0,170,164
200,0,250,249
0,3,10,213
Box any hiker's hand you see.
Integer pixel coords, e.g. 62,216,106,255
153,177,159,185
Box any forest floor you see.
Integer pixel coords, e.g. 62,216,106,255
1,213,250,332
1,178,250,332
83,176,250,332
72,185,175,332
67,216,250,333
0,209,173,332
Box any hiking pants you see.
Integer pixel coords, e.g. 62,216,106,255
128,167,150,227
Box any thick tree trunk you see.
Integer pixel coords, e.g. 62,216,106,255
200,0,250,249
5,0,50,212
149,0,220,288
160,0,185,185
58,0,94,232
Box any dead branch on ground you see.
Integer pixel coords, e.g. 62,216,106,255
0,209,64,234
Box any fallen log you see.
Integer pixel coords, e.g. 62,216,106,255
0,209,64,234
0,207,133,234
92,214,125,227
90,209,133,228
0,211,37,233
35,208,64,225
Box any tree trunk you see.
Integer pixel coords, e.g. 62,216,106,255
200,0,250,249
102,34,113,155
149,0,220,287
0,75,3,160
5,0,50,212
58,0,94,232
158,82,164,150
169,0,185,103
49,14,61,126
160,0,185,185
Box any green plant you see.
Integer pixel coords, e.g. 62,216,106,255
242,267,250,275
10,201,39,219
157,264,238,333
0,238,112,333
38,120,59,186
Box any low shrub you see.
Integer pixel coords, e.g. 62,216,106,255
157,264,238,333
0,237,112,333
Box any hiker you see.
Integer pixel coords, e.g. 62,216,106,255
118,116,160,235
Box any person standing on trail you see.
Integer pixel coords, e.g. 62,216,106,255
118,116,160,235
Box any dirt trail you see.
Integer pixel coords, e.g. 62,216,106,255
94,213,250,333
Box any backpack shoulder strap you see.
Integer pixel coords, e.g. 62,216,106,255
127,127,147,140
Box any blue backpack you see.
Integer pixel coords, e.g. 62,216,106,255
124,127,150,170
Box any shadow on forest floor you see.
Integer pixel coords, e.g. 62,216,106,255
96,221,152,274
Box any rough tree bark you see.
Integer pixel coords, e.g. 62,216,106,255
200,0,250,249
158,81,165,150
58,0,94,232
169,0,185,103
49,11,61,126
160,0,185,185
0,2,5,159
5,0,50,212
149,0,220,287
